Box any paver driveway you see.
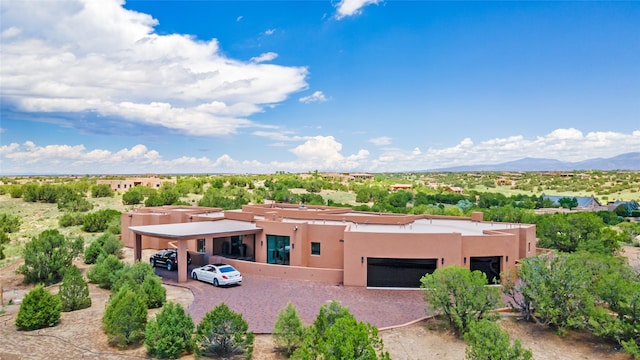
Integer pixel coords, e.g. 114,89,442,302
156,267,429,334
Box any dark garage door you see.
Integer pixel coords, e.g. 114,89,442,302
470,256,502,283
367,258,438,288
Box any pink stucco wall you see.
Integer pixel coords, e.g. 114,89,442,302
124,205,537,287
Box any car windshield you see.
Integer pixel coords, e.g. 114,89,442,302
219,266,235,273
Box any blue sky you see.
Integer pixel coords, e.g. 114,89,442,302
1,0,639,175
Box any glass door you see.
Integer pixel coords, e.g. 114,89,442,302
266,235,290,265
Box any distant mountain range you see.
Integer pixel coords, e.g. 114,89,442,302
428,152,640,172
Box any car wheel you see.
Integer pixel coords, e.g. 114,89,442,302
213,278,219,287
167,262,173,271
192,272,197,280
150,258,155,267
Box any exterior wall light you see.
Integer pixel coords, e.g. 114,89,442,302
441,258,444,265
464,257,467,265
292,243,295,249
361,256,364,264
506,256,509,263
260,240,263,246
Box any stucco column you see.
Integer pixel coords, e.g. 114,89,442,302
177,239,189,283
134,233,142,262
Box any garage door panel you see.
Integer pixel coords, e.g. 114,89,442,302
367,258,437,288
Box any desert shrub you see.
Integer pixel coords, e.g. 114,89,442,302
103,286,148,348
0,231,9,260
59,265,91,312
84,239,105,264
293,301,390,360
91,184,114,198
139,276,166,309
15,285,62,331
87,254,126,289
0,212,21,233
18,229,83,286
464,320,532,360
106,223,121,235
21,183,39,202
145,302,195,359
122,188,144,205
313,300,351,338
273,302,305,356
59,212,85,227
113,261,166,309
84,232,123,264
57,188,93,212
420,266,500,335
7,184,23,198
82,209,121,233
195,303,254,358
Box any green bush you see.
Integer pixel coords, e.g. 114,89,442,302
420,266,500,335
145,302,195,359
87,254,126,289
91,184,115,198
7,184,23,198
464,320,532,360
57,189,94,212
18,229,83,286
103,286,148,348
84,232,123,264
293,301,390,360
195,303,254,358
122,188,144,205
273,302,305,356
0,212,21,233
113,261,166,309
59,212,85,227
82,209,121,233
0,231,9,260
15,285,62,331
59,265,91,312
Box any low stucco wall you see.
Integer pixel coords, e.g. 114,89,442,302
210,256,344,285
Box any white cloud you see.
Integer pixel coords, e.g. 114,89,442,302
288,136,368,170
264,28,276,35
369,136,392,146
236,16,243,22
335,0,382,19
252,130,308,142
250,52,278,63
1,26,20,38
1,129,638,174
365,128,640,171
299,91,327,103
0,0,308,137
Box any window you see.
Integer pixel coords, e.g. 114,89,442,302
311,242,321,256
267,235,290,265
197,239,206,253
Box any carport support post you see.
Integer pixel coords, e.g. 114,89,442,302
134,233,142,262
177,239,189,283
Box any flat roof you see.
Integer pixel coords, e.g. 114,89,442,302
129,219,262,239
349,218,527,236
277,217,526,236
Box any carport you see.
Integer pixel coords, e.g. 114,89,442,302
129,220,262,283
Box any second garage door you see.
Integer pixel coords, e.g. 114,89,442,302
367,258,438,288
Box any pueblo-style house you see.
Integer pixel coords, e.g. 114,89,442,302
122,204,536,288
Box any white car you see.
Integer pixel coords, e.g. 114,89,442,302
190,264,242,287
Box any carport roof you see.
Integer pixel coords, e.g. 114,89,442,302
129,219,262,239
